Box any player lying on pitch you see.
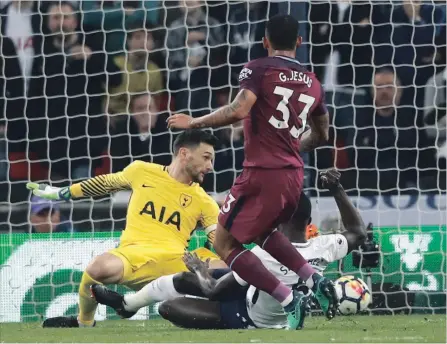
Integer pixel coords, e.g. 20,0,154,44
168,14,336,329
91,169,366,329
26,129,227,328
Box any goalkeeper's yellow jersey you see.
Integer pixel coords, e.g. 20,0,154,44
69,161,219,252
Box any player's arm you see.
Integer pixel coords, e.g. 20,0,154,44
207,272,248,301
320,169,367,253
299,112,329,153
205,226,216,248
299,86,330,153
26,173,131,200
168,89,257,129
190,89,256,128
168,62,261,130
25,161,142,200
200,195,221,248
183,252,246,301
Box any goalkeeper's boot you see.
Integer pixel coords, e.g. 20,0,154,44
42,316,96,328
310,273,339,319
90,284,136,319
284,291,310,330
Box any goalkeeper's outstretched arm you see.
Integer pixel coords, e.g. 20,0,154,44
26,172,131,201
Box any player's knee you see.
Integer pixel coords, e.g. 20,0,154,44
213,236,240,260
208,259,227,269
158,301,174,320
212,239,223,256
172,272,189,293
213,246,226,260
213,228,228,257
85,261,108,282
213,240,230,260
85,254,123,283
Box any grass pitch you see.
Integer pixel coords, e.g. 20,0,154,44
0,315,445,343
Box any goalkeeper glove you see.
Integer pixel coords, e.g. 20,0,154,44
26,183,72,201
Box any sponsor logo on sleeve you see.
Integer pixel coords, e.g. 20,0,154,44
239,67,253,81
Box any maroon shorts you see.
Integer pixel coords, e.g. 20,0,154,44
218,168,304,244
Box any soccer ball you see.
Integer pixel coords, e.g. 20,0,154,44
335,275,371,315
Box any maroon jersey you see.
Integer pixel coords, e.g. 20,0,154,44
239,56,327,169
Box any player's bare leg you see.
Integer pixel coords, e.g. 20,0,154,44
213,224,309,329
42,253,124,328
159,298,226,329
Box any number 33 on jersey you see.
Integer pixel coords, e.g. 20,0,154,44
238,56,328,170
220,193,236,214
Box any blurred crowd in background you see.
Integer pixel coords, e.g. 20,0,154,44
0,0,445,211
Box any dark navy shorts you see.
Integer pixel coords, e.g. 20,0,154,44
210,268,232,279
220,297,257,329
210,269,257,329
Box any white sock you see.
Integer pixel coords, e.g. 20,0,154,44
305,277,315,289
123,274,183,312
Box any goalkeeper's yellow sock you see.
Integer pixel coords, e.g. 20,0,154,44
78,271,101,326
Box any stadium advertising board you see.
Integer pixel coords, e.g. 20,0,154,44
112,193,446,227
0,225,445,323
310,194,446,227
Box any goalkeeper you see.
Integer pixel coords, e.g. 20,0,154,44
27,129,226,328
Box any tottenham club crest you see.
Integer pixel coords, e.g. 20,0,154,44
239,67,252,81
180,193,192,208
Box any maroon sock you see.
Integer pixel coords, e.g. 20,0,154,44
225,247,292,304
262,230,316,281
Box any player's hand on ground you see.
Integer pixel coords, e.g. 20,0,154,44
167,113,193,130
26,183,71,201
319,169,341,192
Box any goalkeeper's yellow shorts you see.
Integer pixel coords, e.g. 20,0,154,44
108,245,220,291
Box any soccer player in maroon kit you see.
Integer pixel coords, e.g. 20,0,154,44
168,14,337,329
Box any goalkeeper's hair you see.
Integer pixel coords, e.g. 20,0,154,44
266,14,299,51
173,129,218,156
